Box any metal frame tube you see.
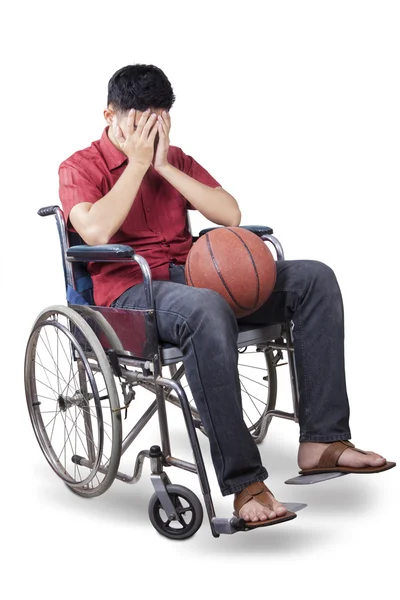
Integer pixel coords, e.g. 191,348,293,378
154,375,217,534
262,234,285,261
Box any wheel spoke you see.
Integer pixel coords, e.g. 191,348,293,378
49,404,60,444
238,362,268,372
240,377,262,419
41,328,69,390
64,409,98,451
239,373,269,389
35,359,68,384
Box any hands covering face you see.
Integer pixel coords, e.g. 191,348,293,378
112,108,171,172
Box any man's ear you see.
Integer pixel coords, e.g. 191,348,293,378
104,107,115,126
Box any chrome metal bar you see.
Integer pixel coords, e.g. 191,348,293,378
164,393,201,419
165,455,198,474
133,254,155,311
266,409,296,421
126,450,150,484
262,234,285,261
75,449,150,484
286,321,300,423
155,375,217,534
120,400,158,456
153,360,172,460
77,361,96,464
53,207,74,290
267,341,294,352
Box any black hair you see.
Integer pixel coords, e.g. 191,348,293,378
107,64,175,112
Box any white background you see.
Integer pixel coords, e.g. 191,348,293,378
1,1,399,598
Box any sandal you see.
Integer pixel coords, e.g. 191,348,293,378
233,481,297,529
299,441,396,475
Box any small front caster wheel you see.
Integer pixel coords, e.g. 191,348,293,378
148,484,203,540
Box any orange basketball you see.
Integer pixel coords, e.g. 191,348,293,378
185,227,276,318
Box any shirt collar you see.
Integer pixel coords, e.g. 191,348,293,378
99,126,127,171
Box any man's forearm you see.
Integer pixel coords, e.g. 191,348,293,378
78,161,147,244
156,164,241,227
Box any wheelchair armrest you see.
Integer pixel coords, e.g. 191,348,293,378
67,244,134,262
198,225,274,237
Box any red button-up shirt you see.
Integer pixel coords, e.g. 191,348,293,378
59,127,221,307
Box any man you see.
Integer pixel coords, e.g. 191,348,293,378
59,64,395,529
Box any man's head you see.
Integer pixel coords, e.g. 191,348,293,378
104,64,175,133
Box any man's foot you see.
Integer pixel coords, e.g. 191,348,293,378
235,483,288,523
298,441,386,471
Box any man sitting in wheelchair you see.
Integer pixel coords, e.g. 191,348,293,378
57,64,395,530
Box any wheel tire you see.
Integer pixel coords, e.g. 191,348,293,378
148,484,203,540
25,305,122,498
247,348,277,444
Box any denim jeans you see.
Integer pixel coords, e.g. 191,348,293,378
111,260,351,496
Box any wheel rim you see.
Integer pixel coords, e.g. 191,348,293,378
25,308,120,492
152,493,197,536
237,347,276,435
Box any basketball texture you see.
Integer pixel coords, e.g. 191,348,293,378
185,227,277,318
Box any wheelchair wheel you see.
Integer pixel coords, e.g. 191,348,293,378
238,347,277,444
168,346,277,445
25,305,122,498
148,484,203,540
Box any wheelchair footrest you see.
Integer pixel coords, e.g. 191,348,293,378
211,502,307,535
285,472,348,485
212,517,247,535
281,501,307,512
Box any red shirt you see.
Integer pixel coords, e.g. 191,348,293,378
59,127,221,306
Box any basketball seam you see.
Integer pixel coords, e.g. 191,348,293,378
186,252,195,286
226,227,260,309
205,233,251,311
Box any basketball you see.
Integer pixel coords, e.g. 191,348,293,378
185,227,277,318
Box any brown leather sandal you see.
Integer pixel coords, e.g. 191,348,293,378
299,441,396,475
233,481,297,529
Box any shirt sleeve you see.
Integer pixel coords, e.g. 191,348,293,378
58,164,103,230
176,147,222,210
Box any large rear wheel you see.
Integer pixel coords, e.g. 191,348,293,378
25,305,122,497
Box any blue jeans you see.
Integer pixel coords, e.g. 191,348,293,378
111,260,351,496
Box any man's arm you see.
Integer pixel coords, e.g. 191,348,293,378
68,109,158,245
156,164,241,227
154,112,241,227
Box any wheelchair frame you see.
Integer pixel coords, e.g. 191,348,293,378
25,205,304,539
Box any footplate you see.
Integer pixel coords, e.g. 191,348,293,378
285,472,348,485
281,501,308,512
211,502,307,535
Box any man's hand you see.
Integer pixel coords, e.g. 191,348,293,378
153,111,171,171
113,108,158,170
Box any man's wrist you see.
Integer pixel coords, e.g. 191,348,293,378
154,162,172,177
126,159,149,176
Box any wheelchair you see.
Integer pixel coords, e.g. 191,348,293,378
25,205,309,540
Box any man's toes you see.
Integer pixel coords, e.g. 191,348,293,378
369,453,386,465
248,510,259,522
275,505,288,517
